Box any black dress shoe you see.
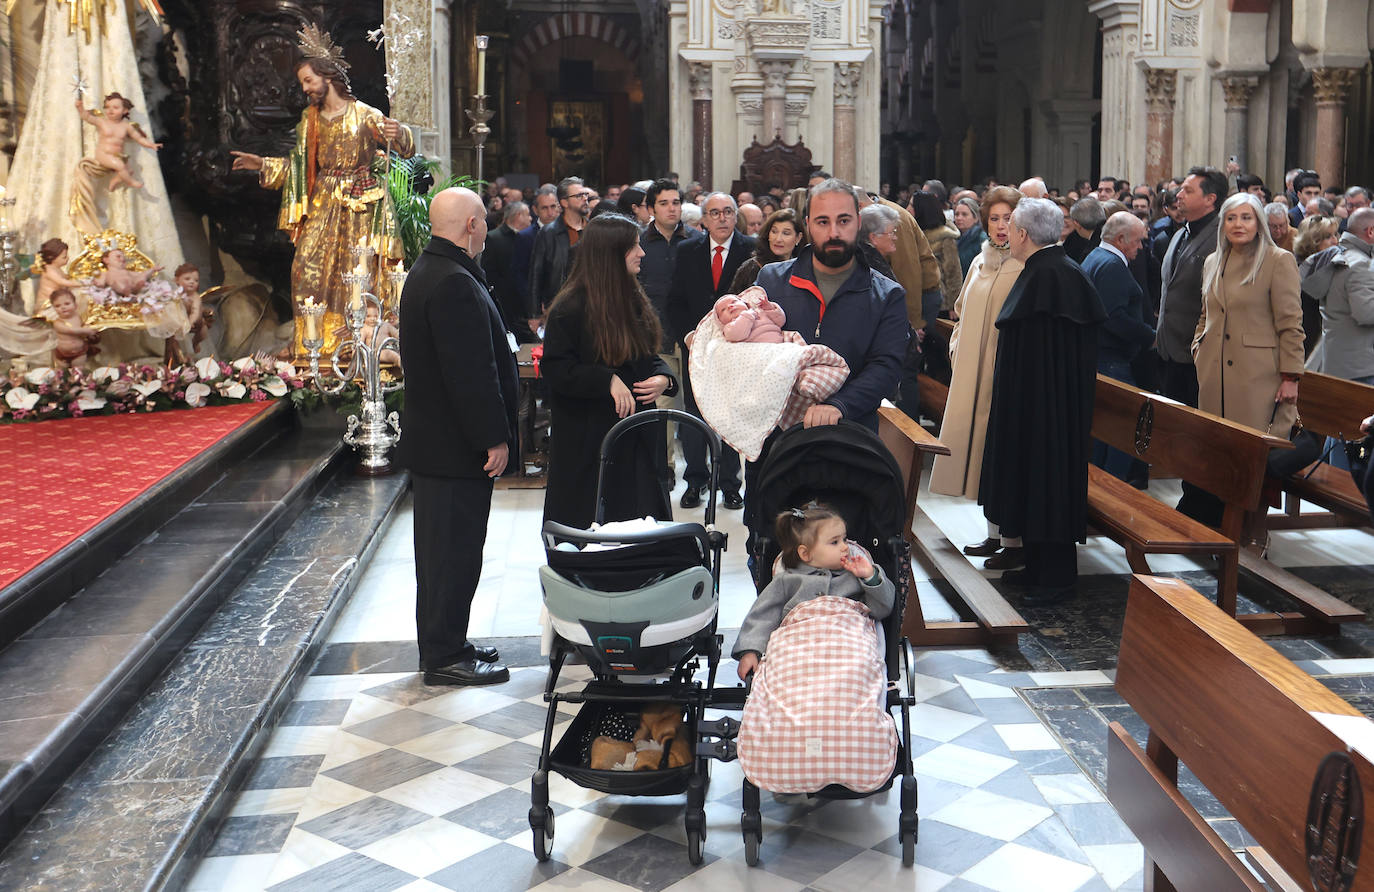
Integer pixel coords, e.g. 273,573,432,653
680,486,704,509
722,490,744,510
1021,586,1078,608
472,645,499,663
423,659,510,686
999,568,1037,587
962,537,1001,557
983,547,1026,570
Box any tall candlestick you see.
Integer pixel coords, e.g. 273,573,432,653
476,35,488,97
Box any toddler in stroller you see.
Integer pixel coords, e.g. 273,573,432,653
735,420,918,867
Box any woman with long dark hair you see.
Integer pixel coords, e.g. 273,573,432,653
541,214,679,528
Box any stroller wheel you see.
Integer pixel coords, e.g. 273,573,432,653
531,807,555,861
901,827,915,867
743,831,760,867
686,828,704,865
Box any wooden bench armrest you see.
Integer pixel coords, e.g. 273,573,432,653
933,317,956,339
877,405,951,456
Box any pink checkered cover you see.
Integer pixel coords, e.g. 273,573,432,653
777,345,850,430
737,596,897,793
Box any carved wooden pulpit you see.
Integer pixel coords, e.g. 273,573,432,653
730,135,819,195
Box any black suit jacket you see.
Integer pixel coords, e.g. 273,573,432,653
666,230,756,342
481,223,522,330
396,236,519,478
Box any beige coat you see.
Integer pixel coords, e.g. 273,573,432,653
929,240,1024,498
924,223,964,311
1192,242,1305,435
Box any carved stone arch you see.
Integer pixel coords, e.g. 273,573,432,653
511,12,641,68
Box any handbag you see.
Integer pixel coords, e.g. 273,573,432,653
1346,435,1373,480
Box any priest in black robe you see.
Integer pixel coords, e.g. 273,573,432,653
978,197,1106,606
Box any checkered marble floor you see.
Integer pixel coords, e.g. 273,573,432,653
185,483,1159,892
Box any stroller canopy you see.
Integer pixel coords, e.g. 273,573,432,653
750,422,906,547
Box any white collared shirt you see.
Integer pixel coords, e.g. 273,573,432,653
710,237,731,257
1100,240,1128,266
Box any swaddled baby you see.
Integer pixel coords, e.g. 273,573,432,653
714,285,786,344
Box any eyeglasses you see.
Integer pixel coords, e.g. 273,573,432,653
705,208,737,220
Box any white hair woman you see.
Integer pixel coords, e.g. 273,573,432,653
929,185,1024,566
1192,191,1304,448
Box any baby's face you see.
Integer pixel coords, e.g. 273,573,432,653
51,294,77,318
54,250,68,267
176,271,199,293
104,99,127,121
802,518,849,570
104,249,126,270
364,306,379,326
717,297,746,323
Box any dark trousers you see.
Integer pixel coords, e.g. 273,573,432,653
413,473,494,670
1161,358,1223,525
1360,459,1374,522
680,345,741,490
1025,541,1078,589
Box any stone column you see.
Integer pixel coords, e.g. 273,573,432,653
1221,76,1259,173
758,60,792,142
688,62,712,189
1143,68,1177,189
832,62,860,183
1311,67,1359,190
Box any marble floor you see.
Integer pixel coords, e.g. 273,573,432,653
185,464,1374,892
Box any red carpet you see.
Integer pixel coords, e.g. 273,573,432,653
0,403,276,591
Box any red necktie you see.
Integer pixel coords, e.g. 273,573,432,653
712,245,724,290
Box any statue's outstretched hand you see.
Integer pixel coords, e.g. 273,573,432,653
230,151,263,171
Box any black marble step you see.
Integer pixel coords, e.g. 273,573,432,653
0,468,408,892
0,401,292,649
0,410,348,852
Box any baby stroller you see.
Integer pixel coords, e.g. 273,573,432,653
532,409,739,865
740,420,918,866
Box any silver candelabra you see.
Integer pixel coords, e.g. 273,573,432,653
0,197,18,313
300,286,402,476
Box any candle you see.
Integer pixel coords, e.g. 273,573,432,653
476,35,488,97
301,297,321,341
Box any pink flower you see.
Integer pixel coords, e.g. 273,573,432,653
37,385,48,395
174,390,185,400
70,407,83,418
250,388,268,401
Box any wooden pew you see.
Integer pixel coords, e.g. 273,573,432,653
1109,573,1374,892
1090,375,1360,634
877,405,1029,648
1264,371,1373,533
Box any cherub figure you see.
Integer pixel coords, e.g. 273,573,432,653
49,288,100,368
173,263,213,354
74,92,161,191
360,301,400,365
35,238,85,311
94,248,163,297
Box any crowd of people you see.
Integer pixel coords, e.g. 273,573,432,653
392,158,1374,684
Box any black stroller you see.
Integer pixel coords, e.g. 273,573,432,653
531,410,740,865
740,420,918,866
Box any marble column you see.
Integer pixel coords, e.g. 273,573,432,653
688,62,712,189
832,62,860,184
758,60,792,142
1311,67,1358,190
1144,68,1177,189
1221,76,1259,173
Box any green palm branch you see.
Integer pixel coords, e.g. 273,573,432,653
386,156,480,265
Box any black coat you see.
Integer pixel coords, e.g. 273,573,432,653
395,237,519,478
529,216,575,314
666,230,755,342
978,245,1105,543
540,288,679,528
481,223,524,334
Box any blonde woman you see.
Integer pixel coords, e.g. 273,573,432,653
1187,192,1303,523
1293,214,1339,264
929,185,1026,567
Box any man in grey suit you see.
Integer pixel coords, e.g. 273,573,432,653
1156,165,1227,408
1156,166,1227,525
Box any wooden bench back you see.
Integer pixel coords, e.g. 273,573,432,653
1115,574,1374,890
1296,371,1374,441
1092,375,1289,510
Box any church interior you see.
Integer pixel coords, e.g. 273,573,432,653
0,2,1373,891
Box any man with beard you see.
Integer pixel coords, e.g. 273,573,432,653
978,198,1104,606
231,26,411,359
529,176,590,318
755,179,908,433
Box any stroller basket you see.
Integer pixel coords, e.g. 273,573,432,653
549,699,697,796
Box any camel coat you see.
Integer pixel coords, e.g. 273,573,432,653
929,241,1024,498
1191,242,1305,435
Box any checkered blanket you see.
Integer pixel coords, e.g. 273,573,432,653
736,596,897,793
688,313,849,461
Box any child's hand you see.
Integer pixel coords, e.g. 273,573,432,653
737,652,759,681
839,541,874,580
